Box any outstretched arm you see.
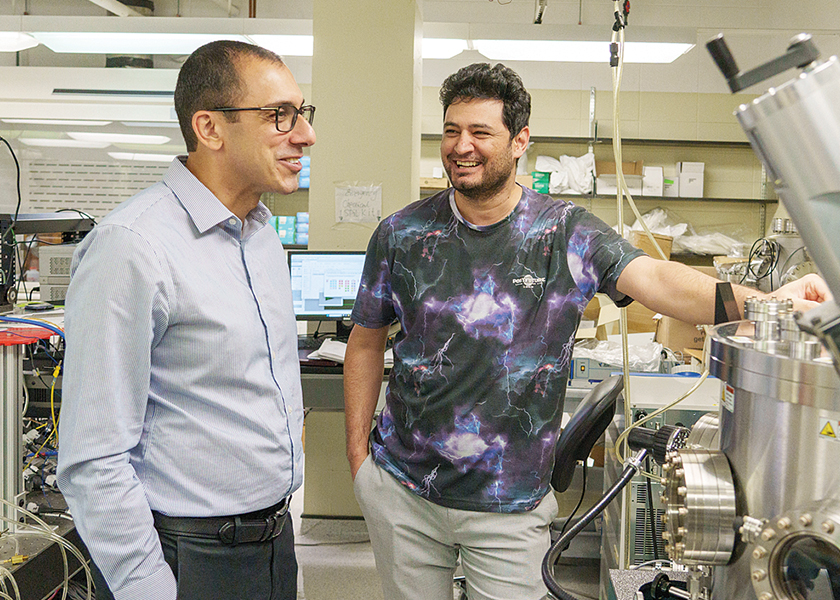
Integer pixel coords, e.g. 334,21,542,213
616,255,831,324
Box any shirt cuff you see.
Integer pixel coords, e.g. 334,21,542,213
113,565,177,600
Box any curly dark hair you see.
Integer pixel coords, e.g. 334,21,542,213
174,40,285,152
439,63,531,139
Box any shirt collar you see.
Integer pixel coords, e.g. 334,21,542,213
163,156,272,235
448,185,525,231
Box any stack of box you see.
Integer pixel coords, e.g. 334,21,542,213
298,156,310,189
677,162,704,197
595,160,644,196
269,215,296,245
642,166,664,196
295,212,309,246
39,244,77,302
531,171,550,193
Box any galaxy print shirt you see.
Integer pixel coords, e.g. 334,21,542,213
351,186,644,513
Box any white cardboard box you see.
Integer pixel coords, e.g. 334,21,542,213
642,166,664,196
678,161,705,197
663,176,679,197
596,174,642,196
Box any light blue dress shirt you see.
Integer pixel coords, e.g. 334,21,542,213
57,157,304,600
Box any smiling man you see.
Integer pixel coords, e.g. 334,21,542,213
344,62,828,600
57,41,315,600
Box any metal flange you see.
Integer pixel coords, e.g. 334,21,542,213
661,448,737,566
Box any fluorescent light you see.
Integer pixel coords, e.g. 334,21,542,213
67,132,170,145
0,32,38,52
20,138,110,148
623,42,694,64
2,118,112,126
121,122,182,128
246,34,313,57
31,32,249,54
422,38,469,60
109,152,177,163
473,39,693,64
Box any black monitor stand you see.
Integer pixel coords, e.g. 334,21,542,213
335,319,354,341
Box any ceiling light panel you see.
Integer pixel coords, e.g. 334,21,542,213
109,152,178,162
20,138,111,148
0,32,38,52
473,39,693,63
32,32,249,54
422,38,469,60
67,132,170,144
2,118,112,126
246,35,313,56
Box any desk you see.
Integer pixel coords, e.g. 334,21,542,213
299,352,387,518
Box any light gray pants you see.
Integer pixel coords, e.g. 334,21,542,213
354,455,558,600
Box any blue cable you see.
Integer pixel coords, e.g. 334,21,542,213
26,450,58,459
0,315,65,340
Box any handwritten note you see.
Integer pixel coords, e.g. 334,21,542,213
335,185,382,223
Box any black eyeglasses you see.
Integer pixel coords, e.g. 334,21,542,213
208,103,315,133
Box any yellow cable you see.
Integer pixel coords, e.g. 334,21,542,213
23,362,63,472
51,362,61,448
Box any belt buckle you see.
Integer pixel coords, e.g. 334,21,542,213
264,507,287,541
218,517,239,545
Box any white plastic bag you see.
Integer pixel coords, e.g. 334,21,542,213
572,339,663,372
534,152,595,195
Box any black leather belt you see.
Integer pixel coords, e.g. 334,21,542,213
152,496,290,546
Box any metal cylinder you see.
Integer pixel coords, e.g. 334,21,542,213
1,344,23,527
736,55,840,304
708,322,840,600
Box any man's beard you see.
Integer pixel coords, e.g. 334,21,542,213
445,149,516,202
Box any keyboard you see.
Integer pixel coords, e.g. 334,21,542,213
297,336,323,350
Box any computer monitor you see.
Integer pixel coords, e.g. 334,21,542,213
287,250,367,321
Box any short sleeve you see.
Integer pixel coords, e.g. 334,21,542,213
565,208,645,307
351,220,398,328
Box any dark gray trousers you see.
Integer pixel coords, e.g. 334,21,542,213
91,512,297,600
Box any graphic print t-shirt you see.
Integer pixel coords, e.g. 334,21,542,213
351,186,644,513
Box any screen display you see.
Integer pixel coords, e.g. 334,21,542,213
287,250,367,320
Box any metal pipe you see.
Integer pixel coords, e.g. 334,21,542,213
1,344,23,528
85,0,145,17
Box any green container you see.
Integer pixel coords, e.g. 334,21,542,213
532,171,551,193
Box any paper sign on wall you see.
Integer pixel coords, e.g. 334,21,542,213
335,184,382,223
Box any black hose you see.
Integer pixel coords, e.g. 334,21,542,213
542,449,648,599
645,455,660,561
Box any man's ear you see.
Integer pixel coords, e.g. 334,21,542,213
512,125,530,160
192,111,224,151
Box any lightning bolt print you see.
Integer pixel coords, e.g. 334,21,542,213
358,187,645,513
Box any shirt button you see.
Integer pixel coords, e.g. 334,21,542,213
228,218,237,225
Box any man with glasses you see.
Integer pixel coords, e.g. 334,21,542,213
57,40,315,600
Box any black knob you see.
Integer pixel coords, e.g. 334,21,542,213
706,34,740,80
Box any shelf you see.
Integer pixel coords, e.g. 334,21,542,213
553,194,776,204
421,133,753,149
420,174,533,193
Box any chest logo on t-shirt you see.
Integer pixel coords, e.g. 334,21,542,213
512,274,545,290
